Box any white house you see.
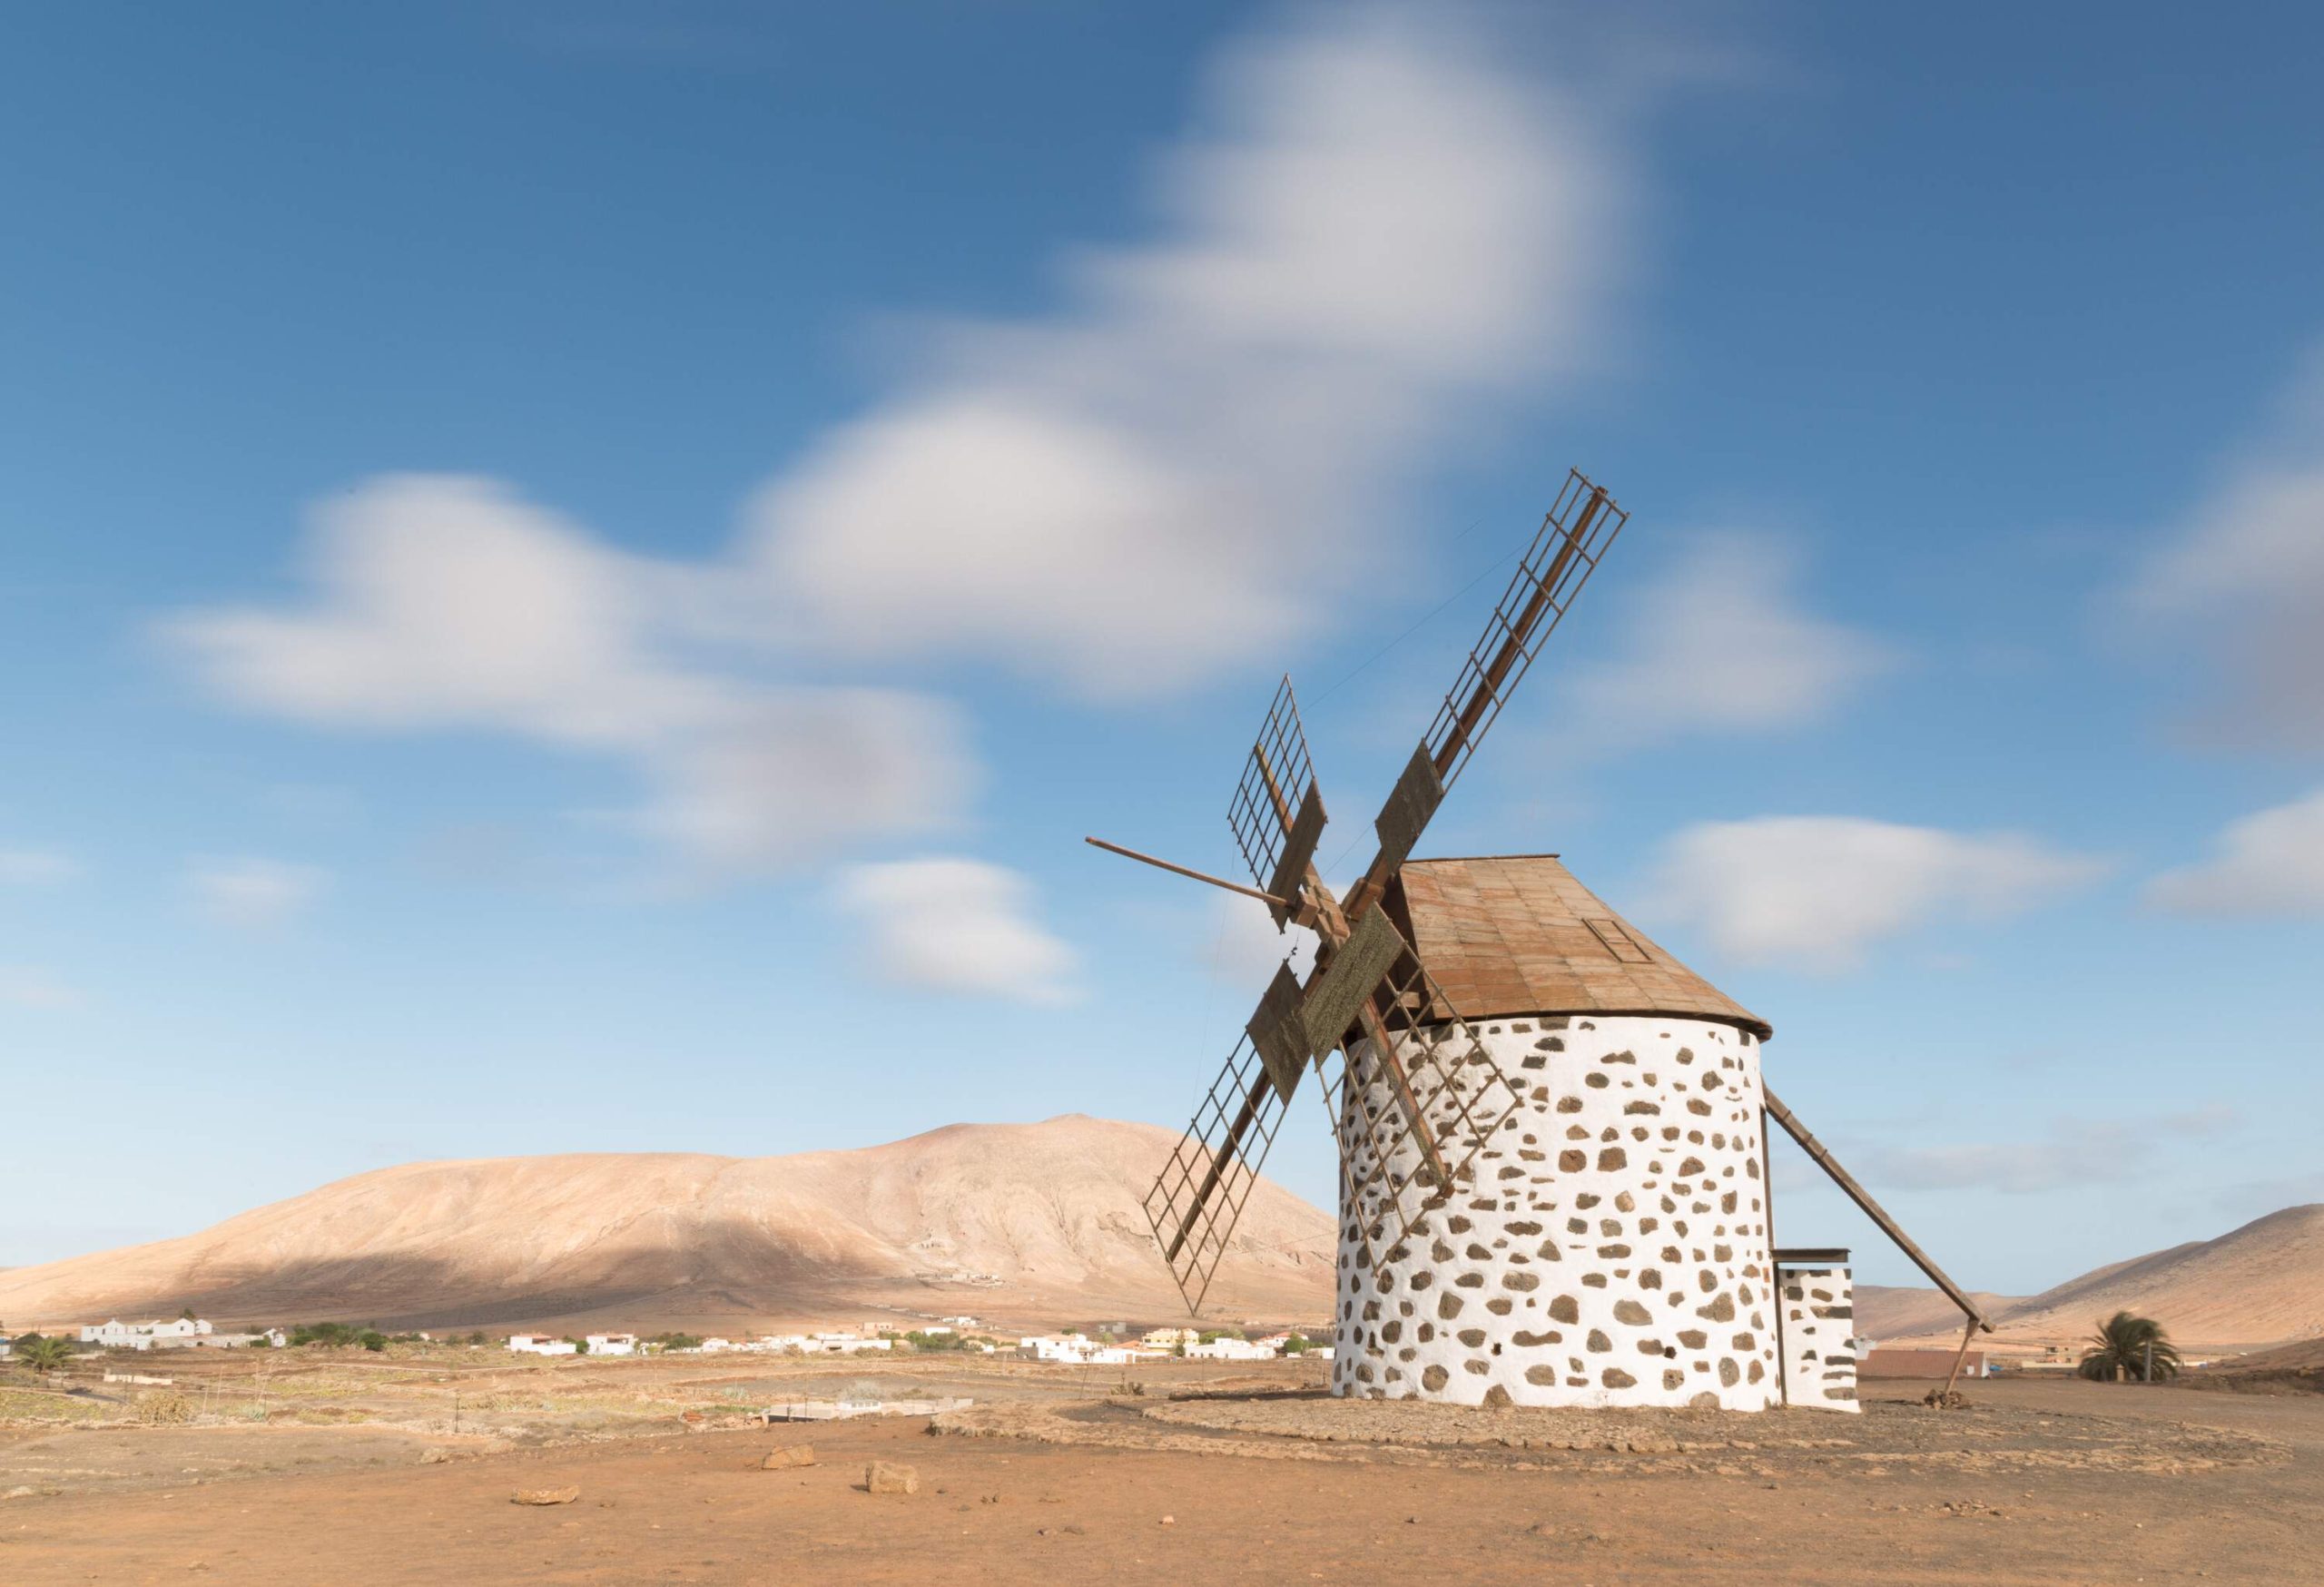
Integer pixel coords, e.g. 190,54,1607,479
507,1334,576,1356
584,1334,636,1356
79,1317,213,1351
1019,1335,1137,1365
1186,1336,1275,1361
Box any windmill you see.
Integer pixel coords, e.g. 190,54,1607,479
1089,467,1993,1409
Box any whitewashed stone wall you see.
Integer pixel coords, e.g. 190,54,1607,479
1331,1014,1777,1409
1777,1264,1859,1412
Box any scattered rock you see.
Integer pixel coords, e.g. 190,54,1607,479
4,1485,37,1500
1922,1390,1970,1411
418,1448,454,1465
1160,1514,1176,1525
761,1446,816,1470
865,1461,920,1495
511,1487,580,1506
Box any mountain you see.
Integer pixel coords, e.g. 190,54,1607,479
0,1117,1336,1334
1856,1285,2024,1341
1862,1205,2324,1352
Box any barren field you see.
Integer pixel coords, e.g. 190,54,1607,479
4,1349,2320,1584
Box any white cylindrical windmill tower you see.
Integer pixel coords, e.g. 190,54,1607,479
1329,853,1779,1410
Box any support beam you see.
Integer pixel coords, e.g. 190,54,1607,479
1762,1086,1991,1333
1940,1313,1980,1398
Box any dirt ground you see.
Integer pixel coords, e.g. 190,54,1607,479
3,1352,2320,1584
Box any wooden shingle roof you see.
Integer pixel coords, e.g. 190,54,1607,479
1389,854,1769,1040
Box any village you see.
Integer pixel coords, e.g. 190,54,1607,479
15,1308,2079,1382
10,1314,1332,1367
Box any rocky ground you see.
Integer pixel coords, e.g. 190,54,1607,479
3,1352,2319,1583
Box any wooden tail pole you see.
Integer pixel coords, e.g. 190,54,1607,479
1761,1086,1991,1334
1085,836,1295,910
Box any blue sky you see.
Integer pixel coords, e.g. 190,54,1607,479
4,2,2320,1296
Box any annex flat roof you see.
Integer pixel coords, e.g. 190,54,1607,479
1389,853,1771,1040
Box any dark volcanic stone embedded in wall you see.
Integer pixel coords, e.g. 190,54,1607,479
1331,1012,1775,1411
1777,1261,1861,1414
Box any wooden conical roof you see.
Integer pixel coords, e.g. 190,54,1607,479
1387,854,1769,1040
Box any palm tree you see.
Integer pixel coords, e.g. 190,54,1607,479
15,1336,77,1375
2078,1311,2181,1383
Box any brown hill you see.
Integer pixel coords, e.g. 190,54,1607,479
1855,1285,2024,1341
0,1117,1335,1335
1869,1205,2324,1352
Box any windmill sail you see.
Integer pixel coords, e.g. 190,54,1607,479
1142,1033,1295,1314
1423,468,1626,793
1227,675,1325,927
1124,473,1632,1316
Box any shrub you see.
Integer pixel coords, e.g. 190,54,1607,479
290,1322,362,1349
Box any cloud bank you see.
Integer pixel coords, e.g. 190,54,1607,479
186,857,330,929
2146,785,2324,916
835,857,1078,1004
2125,342,2324,751
1644,815,2109,970
162,6,1632,880
746,10,1624,695
1558,531,1897,754
167,476,972,878
1866,1107,2239,1195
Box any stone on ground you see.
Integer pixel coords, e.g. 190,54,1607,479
865,1461,919,1495
762,1445,816,1470
511,1486,580,1505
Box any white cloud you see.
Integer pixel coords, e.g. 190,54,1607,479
1559,532,1897,752
2124,344,2324,750
835,857,1078,1005
0,848,78,884
166,476,971,876
2146,786,2324,916
742,8,1629,695
0,965,85,1010
187,857,329,929
1644,815,2109,971
162,9,1645,867
1868,1107,2238,1195
1198,892,1318,986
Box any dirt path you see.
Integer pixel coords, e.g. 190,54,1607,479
3,1381,2318,1584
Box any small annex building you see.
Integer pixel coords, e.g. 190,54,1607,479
1331,854,1855,1413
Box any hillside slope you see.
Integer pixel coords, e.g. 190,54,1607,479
1993,1204,2324,1347
1867,1205,2324,1351
0,1117,1335,1333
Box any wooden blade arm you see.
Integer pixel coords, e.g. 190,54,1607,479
1354,1000,1453,1193
1431,485,1605,784
1164,1079,1266,1264
1762,1086,1991,1332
